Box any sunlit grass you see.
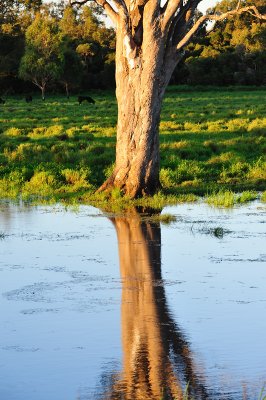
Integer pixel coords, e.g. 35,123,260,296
261,191,266,202
206,190,258,207
0,87,265,206
151,213,177,225
206,190,235,207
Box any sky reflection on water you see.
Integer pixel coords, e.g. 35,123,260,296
0,200,265,400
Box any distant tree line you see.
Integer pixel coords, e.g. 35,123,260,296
172,0,266,86
0,0,265,97
0,0,115,97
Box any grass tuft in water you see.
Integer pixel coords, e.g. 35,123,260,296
0,231,6,240
261,191,266,203
149,213,177,225
237,191,258,203
212,226,225,238
205,190,235,207
206,190,258,207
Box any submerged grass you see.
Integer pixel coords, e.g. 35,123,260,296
0,231,6,240
148,213,177,225
0,87,265,207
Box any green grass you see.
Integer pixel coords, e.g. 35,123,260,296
206,190,258,207
145,213,177,225
0,87,265,206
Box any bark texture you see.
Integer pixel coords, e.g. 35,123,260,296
98,2,183,197
99,27,165,196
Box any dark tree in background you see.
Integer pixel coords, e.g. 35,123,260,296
0,1,116,94
0,0,42,93
19,12,65,100
182,0,266,85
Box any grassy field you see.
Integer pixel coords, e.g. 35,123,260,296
0,87,265,207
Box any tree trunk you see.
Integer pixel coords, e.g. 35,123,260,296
41,85,45,101
98,19,177,198
106,76,163,198
65,82,69,99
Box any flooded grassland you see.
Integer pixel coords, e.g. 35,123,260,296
0,200,265,400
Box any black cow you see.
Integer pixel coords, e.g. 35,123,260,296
25,95,32,103
78,95,95,105
0,98,5,104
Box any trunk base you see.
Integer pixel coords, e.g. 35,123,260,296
98,171,161,199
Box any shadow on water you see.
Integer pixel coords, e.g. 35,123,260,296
98,207,210,400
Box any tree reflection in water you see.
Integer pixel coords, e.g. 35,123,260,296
101,208,208,400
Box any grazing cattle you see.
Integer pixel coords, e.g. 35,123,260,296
0,98,5,104
25,95,32,103
78,95,95,105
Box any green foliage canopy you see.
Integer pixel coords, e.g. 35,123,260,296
19,12,65,98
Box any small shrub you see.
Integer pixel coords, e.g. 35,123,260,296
237,191,257,203
226,118,249,132
181,179,202,187
207,152,234,165
8,170,27,185
104,163,115,179
23,171,57,196
66,127,80,138
28,127,46,138
159,213,177,224
175,160,204,183
247,159,266,181
172,140,189,149
184,121,202,132
206,120,226,132
61,168,91,190
4,127,23,137
247,118,266,134
4,143,48,162
0,177,21,198
206,190,235,207
45,125,64,137
111,187,123,199
160,168,175,188
220,162,249,183
149,213,177,225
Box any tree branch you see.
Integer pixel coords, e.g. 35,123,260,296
95,0,119,24
69,0,88,7
69,0,119,24
162,0,182,31
176,5,266,51
164,0,197,47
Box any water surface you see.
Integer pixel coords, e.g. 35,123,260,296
0,200,265,399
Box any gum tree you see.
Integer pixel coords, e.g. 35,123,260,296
19,12,65,100
71,0,265,198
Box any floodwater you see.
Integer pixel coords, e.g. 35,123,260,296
0,200,265,400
